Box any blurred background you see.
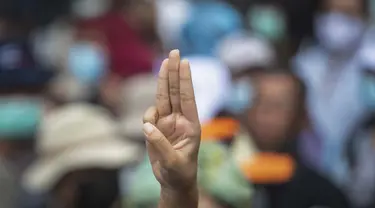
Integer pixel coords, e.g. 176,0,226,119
1,0,375,207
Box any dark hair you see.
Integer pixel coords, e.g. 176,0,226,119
317,0,369,17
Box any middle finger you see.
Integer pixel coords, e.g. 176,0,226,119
168,50,181,113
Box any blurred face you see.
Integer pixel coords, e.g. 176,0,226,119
247,74,301,151
53,169,120,208
325,0,363,17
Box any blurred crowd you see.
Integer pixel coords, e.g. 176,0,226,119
1,0,375,207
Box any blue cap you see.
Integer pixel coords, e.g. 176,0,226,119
180,1,243,56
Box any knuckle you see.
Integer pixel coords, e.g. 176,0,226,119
169,88,180,97
180,92,195,102
156,93,169,101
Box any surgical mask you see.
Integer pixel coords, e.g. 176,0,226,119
225,80,253,114
361,73,375,110
68,43,106,85
0,98,42,138
315,12,364,52
248,6,286,42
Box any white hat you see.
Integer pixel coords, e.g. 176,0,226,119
217,32,276,73
119,74,157,139
23,103,141,193
187,56,232,124
155,0,191,49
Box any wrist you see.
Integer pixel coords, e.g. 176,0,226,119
161,183,198,196
159,184,199,208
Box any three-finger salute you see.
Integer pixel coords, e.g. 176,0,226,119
143,49,201,208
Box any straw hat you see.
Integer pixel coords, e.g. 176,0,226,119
23,103,141,192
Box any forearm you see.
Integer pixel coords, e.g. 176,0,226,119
158,185,198,208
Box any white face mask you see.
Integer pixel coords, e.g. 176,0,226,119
71,0,110,19
315,12,365,52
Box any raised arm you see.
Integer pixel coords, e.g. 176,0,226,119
143,50,201,208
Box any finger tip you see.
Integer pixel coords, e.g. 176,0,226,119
143,122,155,135
169,49,180,58
181,59,189,65
143,106,158,124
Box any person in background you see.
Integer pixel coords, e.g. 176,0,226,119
342,60,375,207
246,2,290,66
49,38,108,106
23,104,141,208
73,0,157,113
33,0,111,110
216,31,275,137
218,33,322,171
238,69,348,208
0,38,55,208
78,0,156,79
344,113,375,208
293,0,375,183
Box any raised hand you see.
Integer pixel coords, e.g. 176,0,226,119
143,50,201,207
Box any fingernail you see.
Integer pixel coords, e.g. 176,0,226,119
170,49,180,57
181,59,189,65
143,122,154,135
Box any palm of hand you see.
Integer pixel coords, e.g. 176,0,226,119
143,50,201,190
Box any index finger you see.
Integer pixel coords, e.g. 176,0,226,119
179,59,199,123
156,59,171,117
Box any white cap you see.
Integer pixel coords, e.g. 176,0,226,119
217,32,276,73
187,56,231,124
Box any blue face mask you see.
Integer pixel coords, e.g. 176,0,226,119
68,43,106,84
0,99,42,139
225,80,253,114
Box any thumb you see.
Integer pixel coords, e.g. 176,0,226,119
143,122,178,167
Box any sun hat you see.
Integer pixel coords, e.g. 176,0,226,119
23,103,141,193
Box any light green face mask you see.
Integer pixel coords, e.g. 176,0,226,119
0,98,43,139
248,6,286,42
